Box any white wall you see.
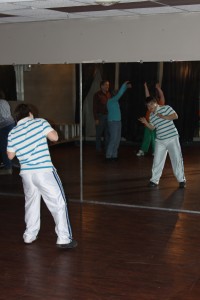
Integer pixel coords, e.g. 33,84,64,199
0,13,200,64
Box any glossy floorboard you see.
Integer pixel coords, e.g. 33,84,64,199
0,142,200,299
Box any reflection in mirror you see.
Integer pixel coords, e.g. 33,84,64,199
82,61,200,211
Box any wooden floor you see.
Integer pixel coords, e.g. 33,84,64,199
0,142,200,299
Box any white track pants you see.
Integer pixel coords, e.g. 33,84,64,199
150,136,186,184
21,169,72,244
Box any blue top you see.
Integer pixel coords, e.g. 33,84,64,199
107,83,128,121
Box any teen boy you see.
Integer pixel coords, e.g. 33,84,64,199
139,96,186,188
7,104,77,249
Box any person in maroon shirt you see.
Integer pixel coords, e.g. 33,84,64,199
93,80,111,152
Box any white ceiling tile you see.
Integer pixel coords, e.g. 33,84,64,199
0,16,35,23
15,0,86,9
65,13,89,19
2,8,68,17
93,0,148,3
0,0,34,3
0,1,200,24
71,9,135,17
125,6,184,15
174,5,200,12
0,3,25,11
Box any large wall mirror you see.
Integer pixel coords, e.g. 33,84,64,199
81,61,200,210
1,62,200,210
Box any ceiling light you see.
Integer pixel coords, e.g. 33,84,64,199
95,0,120,6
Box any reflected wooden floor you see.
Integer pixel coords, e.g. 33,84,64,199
0,142,200,299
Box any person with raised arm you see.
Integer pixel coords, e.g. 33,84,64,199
137,82,165,157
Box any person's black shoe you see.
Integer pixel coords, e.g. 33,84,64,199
148,181,158,187
57,239,78,249
179,181,186,188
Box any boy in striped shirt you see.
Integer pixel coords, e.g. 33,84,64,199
7,104,77,249
139,96,186,188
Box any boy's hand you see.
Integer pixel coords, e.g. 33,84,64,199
138,117,147,125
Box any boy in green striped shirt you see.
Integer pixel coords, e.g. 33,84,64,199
139,96,186,188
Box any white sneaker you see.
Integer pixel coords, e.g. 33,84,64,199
24,236,38,244
136,150,144,157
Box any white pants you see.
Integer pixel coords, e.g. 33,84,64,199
21,169,72,244
151,136,186,184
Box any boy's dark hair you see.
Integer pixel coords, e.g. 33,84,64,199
145,96,157,105
14,104,32,122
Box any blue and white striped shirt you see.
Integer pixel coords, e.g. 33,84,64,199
7,117,54,174
150,105,178,140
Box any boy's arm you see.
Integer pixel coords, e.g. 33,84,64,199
7,133,16,160
157,112,178,120
138,117,155,130
156,83,165,105
144,82,150,97
7,151,16,160
47,129,59,142
113,81,132,101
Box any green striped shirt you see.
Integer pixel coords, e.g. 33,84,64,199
150,105,178,140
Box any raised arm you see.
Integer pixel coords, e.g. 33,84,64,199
111,81,132,102
144,82,150,98
155,83,165,105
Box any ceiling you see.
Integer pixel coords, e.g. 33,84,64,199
0,0,200,24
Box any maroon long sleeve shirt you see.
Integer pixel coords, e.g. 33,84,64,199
93,90,111,121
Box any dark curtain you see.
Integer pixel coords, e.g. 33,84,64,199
119,62,158,141
0,66,17,100
162,61,200,143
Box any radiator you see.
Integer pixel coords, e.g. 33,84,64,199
52,123,80,144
